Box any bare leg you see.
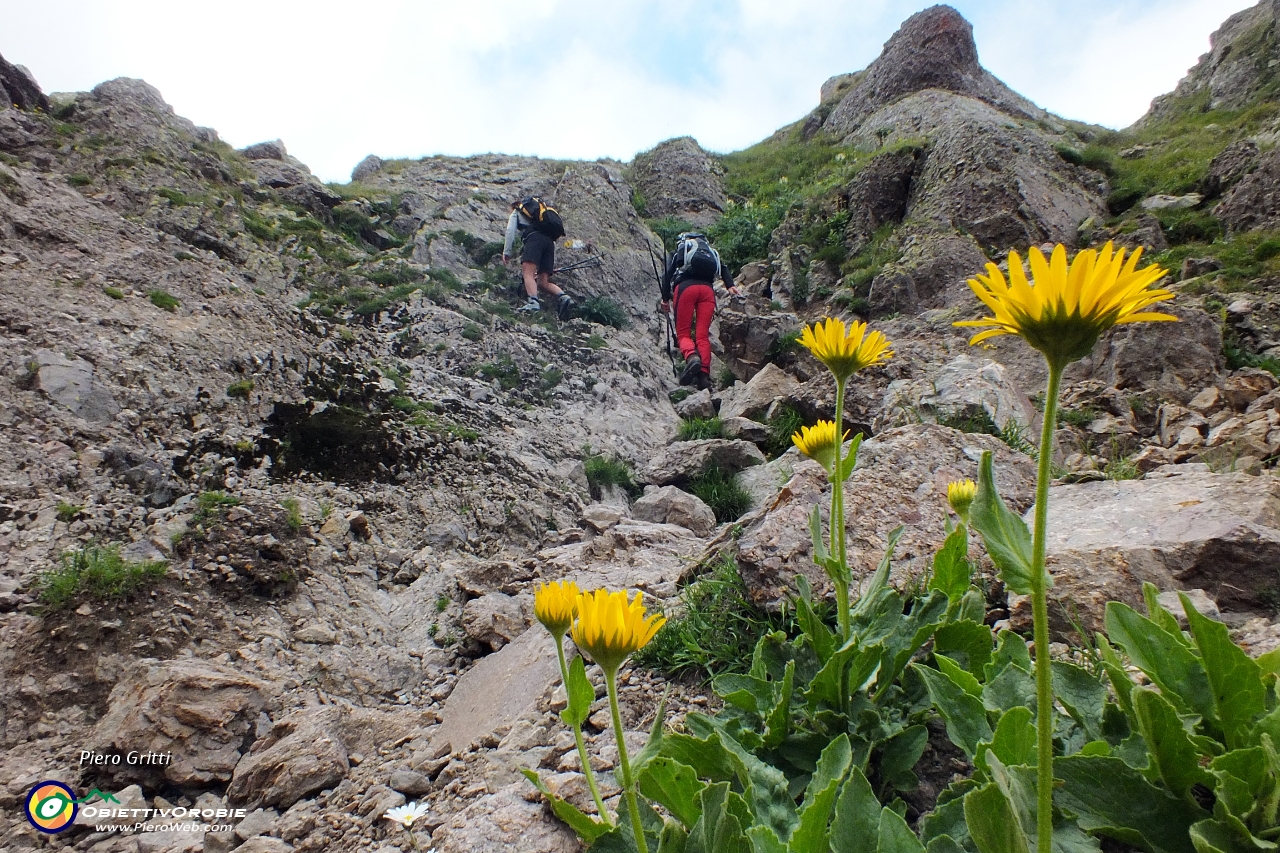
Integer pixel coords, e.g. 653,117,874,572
536,272,563,298
521,262,540,298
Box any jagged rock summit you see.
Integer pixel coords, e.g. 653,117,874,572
823,4,1043,135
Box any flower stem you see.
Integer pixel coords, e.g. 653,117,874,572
554,636,610,824
831,377,851,644
404,826,421,851
1032,361,1064,853
605,666,647,853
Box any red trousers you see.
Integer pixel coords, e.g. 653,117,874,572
674,282,715,375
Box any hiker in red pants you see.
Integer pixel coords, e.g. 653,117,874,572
660,232,740,391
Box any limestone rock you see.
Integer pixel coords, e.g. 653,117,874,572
718,363,802,421
632,485,718,535
240,139,287,161
87,659,271,788
737,424,1037,607
1217,146,1280,234
33,348,119,425
674,388,717,419
717,309,803,382
461,592,528,651
1014,468,1280,635
879,355,1037,433
235,839,294,853
429,782,579,853
0,53,49,112
1082,306,1223,404
638,439,766,486
429,627,560,755
823,5,1042,135
627,137,726,227
841,147,921,254
1203,140,1258,199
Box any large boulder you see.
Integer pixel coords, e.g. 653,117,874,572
1216,146,1280,235
632,485,718,536
878,355,1038,433
736,424,1037,608
627,137,727,227
868,229,989,314
1021,466,1280,635
87,659,271,788
639,439,766,486
718,363,803,421
718,310,803,382
1077,305,1223,404
1202,140,1258,199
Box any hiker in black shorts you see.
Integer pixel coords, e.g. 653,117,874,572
502,197,573,319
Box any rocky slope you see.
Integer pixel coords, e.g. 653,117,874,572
4,2,1280,852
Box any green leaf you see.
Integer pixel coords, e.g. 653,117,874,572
976,707,1037,776
1055,755,1203,853
931,525,974,604
795,575,836,664
632,689,669,776
1182,592,1266,750
936,620,996,679
657,820,690,853
831,767,882,853
879,806,927,853
964,779,1031,853
1208,748,1269,818
789,735,853,852
958,588,989,624
810,503,831,567
927,836,971,853
986,629,1033,681
937,654,984,699
1143,583,1188,640
969,451,1037,596
639,757,707,830
914,663,993,760
686,783,753,853
809,641,881,711
878,725,929,794
1097,634,1136,721
520,768,613,842
853,526,905,618
762,660,795,751
659,730,738,783
838,433,863,482
877,590,951,696
1105,601,1216,725
1189,816,1275,853
561,654,594,728
983,659,1037,717
715,673,773,714
1052,661,1108,743
1132,687,1214,798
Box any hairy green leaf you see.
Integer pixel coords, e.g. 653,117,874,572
970,451,1037,595
878,805,927,853
1132,687,1214,798
789,735,852,852
976,706,1037,776
561,654,594,729
914,663,993,759
931,525,973,604
639,757,707,830
1055,755,1203,853
936,619,995,678
830,766,880,853
1052,661,1108,743
521,768,612,842
1105,601,1215,725
1182,592,1266,750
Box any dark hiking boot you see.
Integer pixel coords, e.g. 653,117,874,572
696,372,713,392
678,354,703,386
556,293,574,320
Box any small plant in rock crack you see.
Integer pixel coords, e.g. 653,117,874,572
38,544,168,610
148,289,180,312
676,416,725,441
55,501,83,523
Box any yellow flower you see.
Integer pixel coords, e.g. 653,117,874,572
947,479,976,522
798,317,894,382
792,420,848,474
571,588,666,673
534,580,580,638
954,242,1175,368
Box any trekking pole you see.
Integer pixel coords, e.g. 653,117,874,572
648,246,679,376
553,257,603,275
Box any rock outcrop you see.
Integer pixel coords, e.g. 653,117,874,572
628,136,727,227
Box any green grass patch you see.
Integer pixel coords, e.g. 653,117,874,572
281,498,303,532
476,354,521,390
37,544,167,610
576,295,627,329
226,379,254,399
646,216,695,253
633,553,800,681
155,187,188,206
55,501,82,523
586,333,606,350
148,290,180,312
461,323,484,342
938,407,1034,455
66,173,93,187
583,450,640,500
760,403,805,459
686,463,752,523
103,286,124,300
677,417,725,441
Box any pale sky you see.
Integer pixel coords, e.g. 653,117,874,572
1,0,1255,183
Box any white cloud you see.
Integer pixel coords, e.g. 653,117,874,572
0,0,1260,181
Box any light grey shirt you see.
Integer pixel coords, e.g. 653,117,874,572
502,210,534,258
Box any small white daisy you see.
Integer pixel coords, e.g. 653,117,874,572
384,801,431,828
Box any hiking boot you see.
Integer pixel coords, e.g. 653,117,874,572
556,293,574,321
678,354,703,386
517,296,541,313
696,372,713,392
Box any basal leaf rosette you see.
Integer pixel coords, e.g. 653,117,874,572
534,579,580,638
798,317,893,382
955,241,1174,368
571,588,666,675
792,420,848,476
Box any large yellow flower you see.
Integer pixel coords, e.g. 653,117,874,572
798,318,893,382
955,242,1175,368
571,589,666,673
792,420,848,474
534,580,580,638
